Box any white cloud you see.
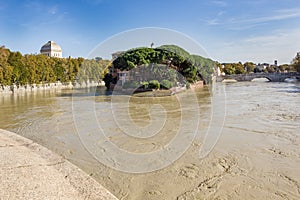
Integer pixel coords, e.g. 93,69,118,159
48,6,58,15
217,11,226,16
206,19,220,25
24,1,43,11
204,11,226,26
246,9,300,24
244,29,300,48
20,2,70,30
24,1,59,16
228,8,300,30
210,28,300,64
211,0,228,7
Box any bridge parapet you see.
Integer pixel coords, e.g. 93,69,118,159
216,72,300,82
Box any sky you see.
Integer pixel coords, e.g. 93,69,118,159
1,0,300,64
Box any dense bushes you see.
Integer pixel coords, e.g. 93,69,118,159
122,80,175,90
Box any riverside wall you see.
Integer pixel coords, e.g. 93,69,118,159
0,81,105,95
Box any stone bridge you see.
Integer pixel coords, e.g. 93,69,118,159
216,72,300,82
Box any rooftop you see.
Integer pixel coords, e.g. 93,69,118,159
40,41,62,53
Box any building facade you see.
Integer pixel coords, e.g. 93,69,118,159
40,41,62,58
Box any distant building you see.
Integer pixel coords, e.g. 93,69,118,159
255,63,269,72
217,67,224,76
40,41,62,58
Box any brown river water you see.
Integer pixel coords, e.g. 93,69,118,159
0,81,300,200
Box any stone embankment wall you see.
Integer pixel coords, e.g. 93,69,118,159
0,81,105,95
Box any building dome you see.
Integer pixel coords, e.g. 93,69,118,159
40,41,62,58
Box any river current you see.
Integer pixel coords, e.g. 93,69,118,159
0,81,299,199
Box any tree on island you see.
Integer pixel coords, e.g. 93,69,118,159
244,62,256,73
111,45,216,86
293,52,300,72
222,62,245,75
158,45,215,84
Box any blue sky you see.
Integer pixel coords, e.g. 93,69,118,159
1,0,300,64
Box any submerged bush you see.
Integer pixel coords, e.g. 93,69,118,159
186,82,190,89
123,81,139,89
140,81,149,89
160,79,173,89
148,80,160,89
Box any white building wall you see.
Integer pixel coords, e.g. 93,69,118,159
50,51,62,58
41,50,62,58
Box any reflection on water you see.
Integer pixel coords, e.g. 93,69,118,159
58,86,112,97
0,82,300,199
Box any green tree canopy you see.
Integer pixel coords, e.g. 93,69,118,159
293,52,300,72
244,62,256,73
112,45,216,84
158,45,216,84
0,46,110,86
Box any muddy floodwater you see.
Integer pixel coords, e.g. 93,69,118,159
1,81,300,200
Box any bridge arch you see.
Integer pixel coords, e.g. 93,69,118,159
217,72,300,82
250,76,272,82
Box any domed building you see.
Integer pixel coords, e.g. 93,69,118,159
40,41,62,58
